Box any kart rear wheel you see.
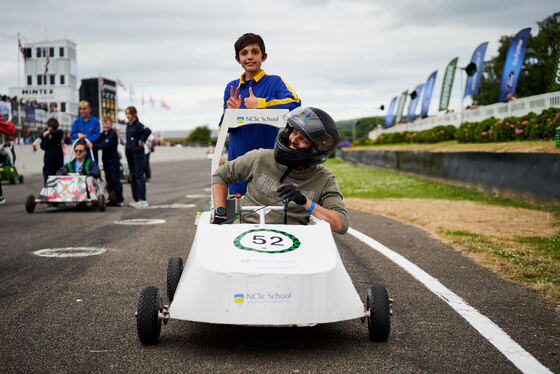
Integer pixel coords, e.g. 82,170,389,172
136,286,163,345
25,195,36,213
367,286,390,342
9,176,15,184
167,257,184,302
97,194,106,212
19,175,24,184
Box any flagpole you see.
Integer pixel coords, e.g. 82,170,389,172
17,32,21,87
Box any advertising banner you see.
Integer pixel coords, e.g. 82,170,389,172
421,71,437,117
395,90,408,125
549,37,560,92
464,42,488,97
384,96,397,128
439,57,458,111
407,84,424,121
497,27,531,102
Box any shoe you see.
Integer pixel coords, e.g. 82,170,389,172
0,196,5,205
135,200,149,208
116,201,125,207
128,201,138,208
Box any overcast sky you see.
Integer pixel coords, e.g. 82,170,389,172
0,0,557,132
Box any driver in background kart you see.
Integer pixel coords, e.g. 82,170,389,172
56,141,100,178
212,107,348,234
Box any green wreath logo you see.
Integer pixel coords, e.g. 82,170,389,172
234,229,301,254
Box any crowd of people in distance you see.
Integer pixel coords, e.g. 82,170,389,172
0,99,154,207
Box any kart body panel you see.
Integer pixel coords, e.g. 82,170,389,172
37,174,108,204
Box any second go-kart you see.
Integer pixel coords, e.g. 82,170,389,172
0,146,23,184
135,109,391,345
25,146,108,213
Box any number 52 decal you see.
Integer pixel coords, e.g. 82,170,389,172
234,229,301,254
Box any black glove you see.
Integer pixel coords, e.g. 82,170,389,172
277,185,307,205
213,216,229,224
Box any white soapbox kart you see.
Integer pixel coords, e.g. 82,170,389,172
135,109,391,345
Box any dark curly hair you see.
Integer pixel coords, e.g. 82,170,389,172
234,33,266,58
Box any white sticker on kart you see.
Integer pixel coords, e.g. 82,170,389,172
234,229,300,254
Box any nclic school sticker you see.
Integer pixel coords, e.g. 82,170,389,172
234,229,301,254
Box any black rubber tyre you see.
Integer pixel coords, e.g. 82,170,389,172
9,177,15,184
136,286,163,345
19,175,24,184
167,257,184,302
98,194,106,212
25,195,36,213
367,286,390,342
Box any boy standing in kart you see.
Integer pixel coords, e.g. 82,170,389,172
94,116,124,206
218,33,301,195
56,141,100,178
212,107,348,234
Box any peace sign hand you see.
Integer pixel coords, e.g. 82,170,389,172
227,86,241,109
244,87,258,109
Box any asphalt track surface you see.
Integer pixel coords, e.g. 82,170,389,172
1,159,559,373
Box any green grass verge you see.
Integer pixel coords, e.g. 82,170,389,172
325,158,560,305
325,158,560,218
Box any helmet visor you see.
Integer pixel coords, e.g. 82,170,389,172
286,107,333,152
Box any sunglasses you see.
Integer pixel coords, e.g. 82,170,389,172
75,149,85,154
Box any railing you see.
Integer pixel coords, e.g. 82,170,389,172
9,104,77,132
369,91,560,139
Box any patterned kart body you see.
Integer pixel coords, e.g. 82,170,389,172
39,175,107,203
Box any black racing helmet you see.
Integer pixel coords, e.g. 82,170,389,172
274,107,341,168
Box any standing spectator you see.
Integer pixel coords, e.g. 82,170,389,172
143,133,156,182
94,116,124,206
70,100,100,162
125,106,151,208
218,32,301,195
39,118,64,184
0,107,15,205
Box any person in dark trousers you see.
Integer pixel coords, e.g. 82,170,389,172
94,115,124,206
125,106,151,208
39,118,64,184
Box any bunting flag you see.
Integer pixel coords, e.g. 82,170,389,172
384,96,397,128
98,74,104,91
421,70,437,117
464,42,488,97
439,57,458,111
497,27,531,102
395,90,409,124
44,47,50,74
18,36,26,61
116,78,126,91
407,83,424,121
161,101,171,110
550,36,560,92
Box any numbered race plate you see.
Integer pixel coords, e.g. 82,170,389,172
234,229,301,254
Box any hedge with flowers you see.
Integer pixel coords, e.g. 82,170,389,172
359,107,560,146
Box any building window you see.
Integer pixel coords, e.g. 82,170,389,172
24,48,32,59
49,47,54,57
36,48,42,58
59,47,64,57
61,103,66,112
27,75,32,86
60,75,65,85
50,75,55,85
37,75,42,85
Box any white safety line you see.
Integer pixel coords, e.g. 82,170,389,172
347,227,552,374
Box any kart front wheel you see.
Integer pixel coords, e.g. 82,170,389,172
25,195,36,213
19,175,24,184
167,257,184,302
136,286,163,345
366,286,390,342
98,195,106,212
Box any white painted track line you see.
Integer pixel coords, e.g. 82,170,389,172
348,227,552,374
